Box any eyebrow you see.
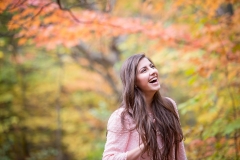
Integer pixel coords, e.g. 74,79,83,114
138,63,153,72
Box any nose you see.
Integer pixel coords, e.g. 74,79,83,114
149,68,157,76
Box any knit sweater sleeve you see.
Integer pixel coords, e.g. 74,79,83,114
102,108,131,160
166,97,188,160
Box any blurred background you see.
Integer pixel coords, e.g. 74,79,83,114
0,0,239,159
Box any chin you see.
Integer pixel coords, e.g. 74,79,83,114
152,87,160,92
155,85,161,91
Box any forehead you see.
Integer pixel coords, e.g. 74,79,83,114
137,58,151,69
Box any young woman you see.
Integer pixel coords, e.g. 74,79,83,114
103,54,187,160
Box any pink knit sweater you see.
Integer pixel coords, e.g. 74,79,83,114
102,98,187,160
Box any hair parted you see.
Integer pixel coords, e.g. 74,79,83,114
120,53,184,160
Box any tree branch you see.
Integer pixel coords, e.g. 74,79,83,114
70,41,122,97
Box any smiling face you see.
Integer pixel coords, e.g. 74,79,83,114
135,57,160,94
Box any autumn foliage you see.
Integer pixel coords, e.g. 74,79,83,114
0,0,239,159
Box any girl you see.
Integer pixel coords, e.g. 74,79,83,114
103,54,187,160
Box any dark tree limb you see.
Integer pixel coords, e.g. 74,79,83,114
70,39,123,97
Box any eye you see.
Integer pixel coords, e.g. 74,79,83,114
141,68,147,73
151,64,155,68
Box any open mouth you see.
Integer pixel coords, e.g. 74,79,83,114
149,78,158,83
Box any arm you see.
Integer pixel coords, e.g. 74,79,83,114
178,141,187,160
103,109,144,160
103,129,144,160
103,129,129,160
126,143,144,160
166,97,188,160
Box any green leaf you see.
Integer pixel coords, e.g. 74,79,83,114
224,118,240,135
178,95,200,114
0,93,13,103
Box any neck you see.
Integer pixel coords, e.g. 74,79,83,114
144,92,155,112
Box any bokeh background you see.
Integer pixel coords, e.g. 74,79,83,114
0,0,239,159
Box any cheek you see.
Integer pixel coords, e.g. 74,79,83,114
136,75,148,87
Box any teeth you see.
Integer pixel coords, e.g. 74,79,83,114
149,78,157,83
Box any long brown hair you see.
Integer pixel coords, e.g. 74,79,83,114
120,53,183,160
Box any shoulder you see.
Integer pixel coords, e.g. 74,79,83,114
108,107,125,123
164,97,180,117
164,97,177,107
107,108,131,132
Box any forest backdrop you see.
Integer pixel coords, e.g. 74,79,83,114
0,0,239,159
